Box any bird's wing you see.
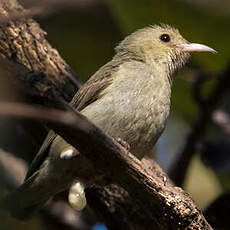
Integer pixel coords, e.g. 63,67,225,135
70,59,118,111
25,130,56,179
25,59,120,180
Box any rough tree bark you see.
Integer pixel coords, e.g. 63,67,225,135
0,0,81,151
0,0,213,229
0,0,80,102
0,102,213,230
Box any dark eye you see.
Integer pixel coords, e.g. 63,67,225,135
160,34,170,42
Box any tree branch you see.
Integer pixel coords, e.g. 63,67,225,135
0,0,81,102
0,102,213,229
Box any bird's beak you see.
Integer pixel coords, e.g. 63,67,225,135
178,43,217,53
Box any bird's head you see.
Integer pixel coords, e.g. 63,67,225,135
116,24,216,75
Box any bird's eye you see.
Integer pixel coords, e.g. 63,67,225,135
160,34,170,43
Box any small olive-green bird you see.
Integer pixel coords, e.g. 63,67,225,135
3,24,216,219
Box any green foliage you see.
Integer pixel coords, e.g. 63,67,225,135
171,77,199,121
41,9,121,82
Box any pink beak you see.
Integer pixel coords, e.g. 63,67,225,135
178,43,217,53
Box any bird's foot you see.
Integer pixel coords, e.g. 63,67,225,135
60,147,79,159
68,181,87,211
116,138,130,151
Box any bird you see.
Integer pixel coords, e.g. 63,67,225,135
3,24,216,219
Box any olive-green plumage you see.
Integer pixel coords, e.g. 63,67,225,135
39,25,190,163
3,24,215,218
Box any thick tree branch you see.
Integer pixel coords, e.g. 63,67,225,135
0,102,213,229
0,0,82,158
0,0,81,102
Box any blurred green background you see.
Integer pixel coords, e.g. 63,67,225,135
1,0,230,229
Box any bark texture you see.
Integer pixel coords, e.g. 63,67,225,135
0,0,80,102
0,101,213,230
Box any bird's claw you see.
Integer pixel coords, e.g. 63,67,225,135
68,181,87,211
60,147,79,159
116,138,130,151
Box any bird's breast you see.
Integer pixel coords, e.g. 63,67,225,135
82,61,172,158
